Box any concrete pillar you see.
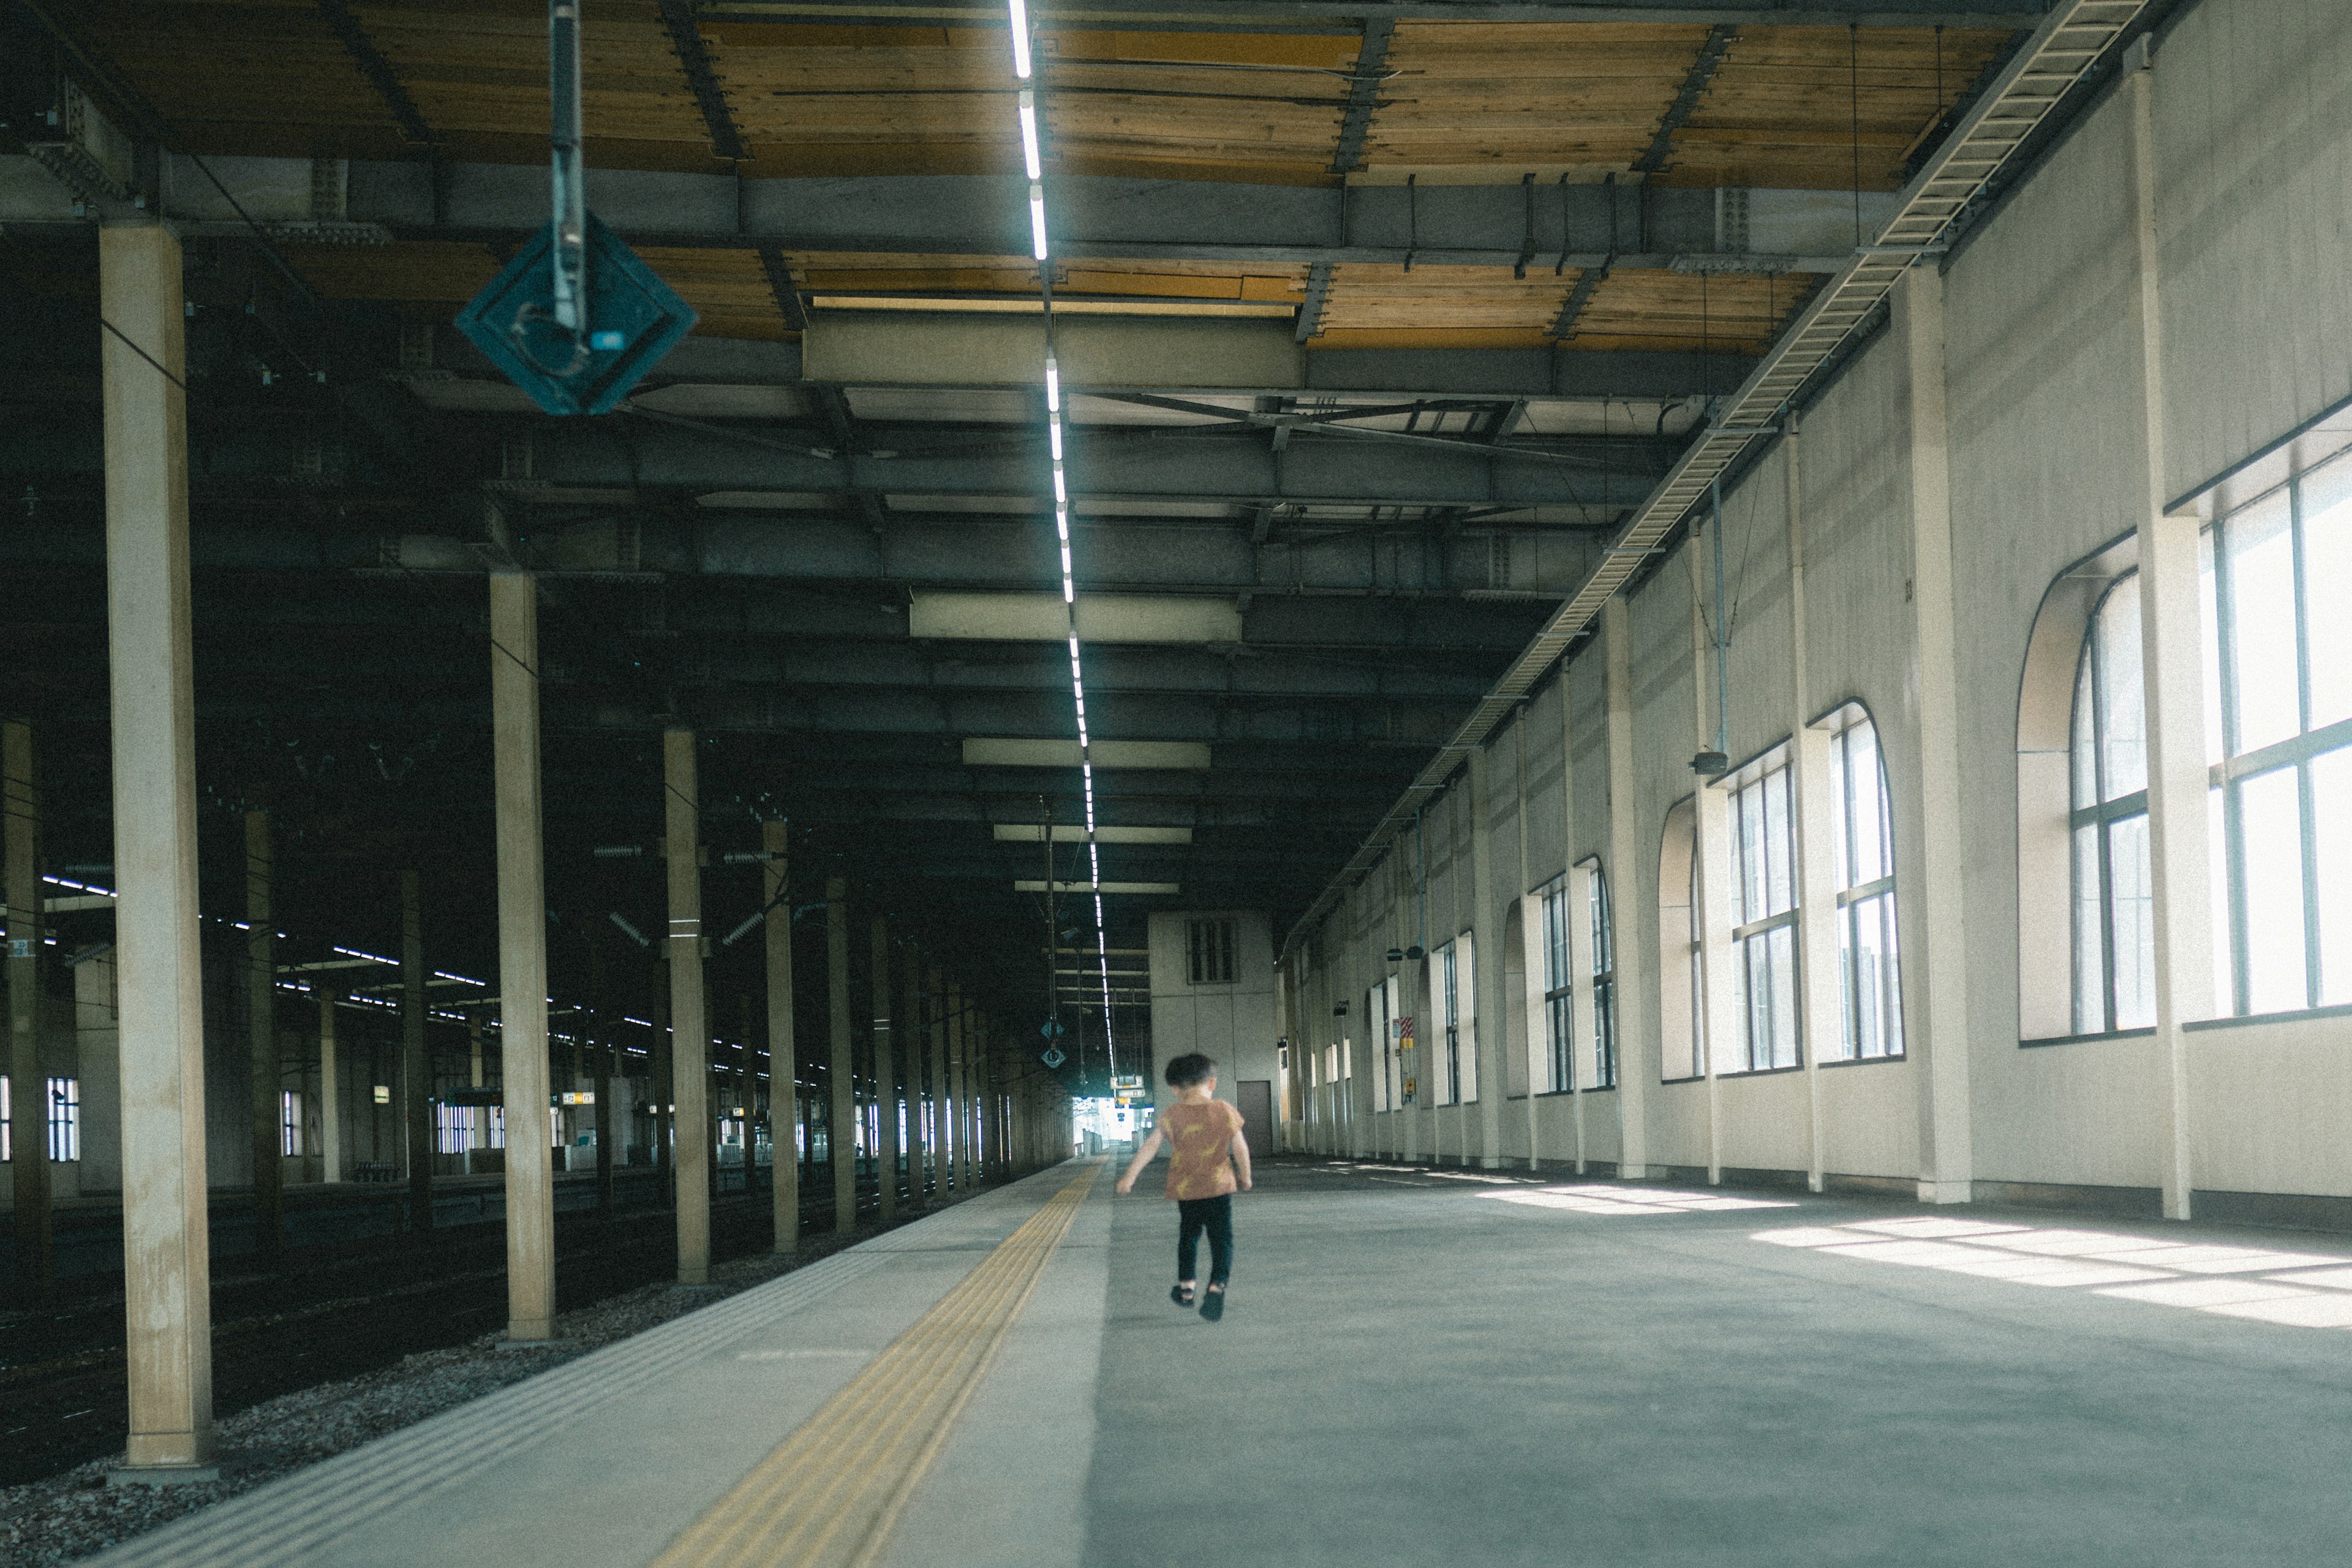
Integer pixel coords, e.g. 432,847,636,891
868,916,896,1224
967,1008,981,1181
899,949,925,1207
592,1014,614,1214
1785,429,1840,1196
826,877,854,1231
5,720,53,1290
1556,684,1590,1175
1602,598,1653,1178
1468,748,1503,1167
244,810,281,1261
663,729,710,1284
2125,61,2214,1222
948,989,968,1188
1690,544,1731,1186
1896,268,1977,1205
102,221,213,1472
650,970,671,1172
1518,717,1544,1172
489,570,554,1340
763,819,797,1254
401,870,432,1231
928,967,950,1192
1561,867,1594,1175
318,989,341,1183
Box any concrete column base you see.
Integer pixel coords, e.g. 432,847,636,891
1917,1178,1973,1205
109,1461,225,1488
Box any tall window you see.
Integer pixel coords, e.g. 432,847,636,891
2209,462,2352,1013
1827,712,1904,1060
1586,862,1619,1088
1659,802,1702,1080
2071,454,2352,1025
1373,973,1392,1109
282,1089,304,1157
1186,918,1237,985
1727,761,1800,1071
1434,935,1477,1104
2071,578,2157,1031
1438,940,1461,1104
1539,877,1574,1091
47,1077,78,1162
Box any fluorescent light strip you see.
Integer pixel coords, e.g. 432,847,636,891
1005,6,1115,1072
1008,0,1031,78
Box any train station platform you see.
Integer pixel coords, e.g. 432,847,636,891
89,1158,2352,1567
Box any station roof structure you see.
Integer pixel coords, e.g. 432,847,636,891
0,0,2034,1019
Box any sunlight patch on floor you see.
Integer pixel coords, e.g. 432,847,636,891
1482,1185,1801,1216
1753,1218,2352,1327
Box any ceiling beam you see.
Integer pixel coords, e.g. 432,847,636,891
698,2,2041,26
655,0,746,162
0,158,1889,277
312,0,438,147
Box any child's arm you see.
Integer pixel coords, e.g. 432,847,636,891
1229,1121,1253,1192
1114,1128,1165,1194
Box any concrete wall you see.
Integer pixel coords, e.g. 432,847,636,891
1302,0,2352,1212
1147,910,1280,1123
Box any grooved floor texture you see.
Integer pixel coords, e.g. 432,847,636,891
88,1160,2352,1567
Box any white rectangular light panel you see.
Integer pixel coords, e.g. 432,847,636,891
994,824,1194,844
963,738,1210,770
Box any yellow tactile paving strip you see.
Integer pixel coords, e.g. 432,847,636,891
654,1163,1102,1568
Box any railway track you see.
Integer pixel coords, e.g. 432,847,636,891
0,1169,927,1487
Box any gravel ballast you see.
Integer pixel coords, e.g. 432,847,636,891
0,1231,876,1567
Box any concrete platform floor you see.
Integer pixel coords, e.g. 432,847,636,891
88,1158,2352,1567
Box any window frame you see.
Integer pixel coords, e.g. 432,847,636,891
2206,466,2352,1016
2069,573,2155,1034
1538,875,1574,1093
1825,707,1905,1063
2065,456,2352,1030
1186,917,1238,987
46,1076,79,1163
1724,756,1801,1074
1584,859,1619,1089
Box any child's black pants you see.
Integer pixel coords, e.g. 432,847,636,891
1177,1194,1233,1286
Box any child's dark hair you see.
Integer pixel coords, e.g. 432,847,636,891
1163,1053,1217,1088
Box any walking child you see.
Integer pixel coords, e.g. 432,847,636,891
1114,1052,1252,1321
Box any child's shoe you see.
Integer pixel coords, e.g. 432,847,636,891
1200,1284,1226,1322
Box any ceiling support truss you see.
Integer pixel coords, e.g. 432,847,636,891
314,0,437,146
1284,0,2155,952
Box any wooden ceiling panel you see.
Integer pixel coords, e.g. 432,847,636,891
75,0,402,150
1672,27,2017,190
1317,264,1587,337
1353,21,2016,189
1365,24,1705,173
347,0,712,151
1566,268,1817,354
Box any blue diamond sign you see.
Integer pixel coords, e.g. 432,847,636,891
454,213,696,417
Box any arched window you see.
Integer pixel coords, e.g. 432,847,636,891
1825,709,1903,1060
2071,575,2157,1032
